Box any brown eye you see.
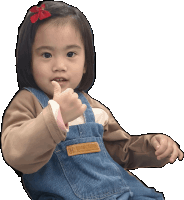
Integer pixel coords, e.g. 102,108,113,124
67,52,75,57
42,52,52,58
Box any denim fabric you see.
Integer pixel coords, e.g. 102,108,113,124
22,87,164,200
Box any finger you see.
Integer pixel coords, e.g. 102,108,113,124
151,136,161,150
72,92,79,99
157,143,173,160
76,98,82,107
51,81,61,96
61,87,73,94
62,88,74,94
81,104,87,113
169,147,179,163
155,139,168,156
178,150,184,161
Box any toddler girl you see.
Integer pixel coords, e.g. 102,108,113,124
1,1,183,200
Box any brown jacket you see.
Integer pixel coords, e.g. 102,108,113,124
1,89,169,174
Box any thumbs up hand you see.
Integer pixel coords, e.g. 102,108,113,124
51,81,87,124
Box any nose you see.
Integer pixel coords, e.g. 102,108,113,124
53,61,67,71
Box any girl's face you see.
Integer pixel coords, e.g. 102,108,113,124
32,19,86,99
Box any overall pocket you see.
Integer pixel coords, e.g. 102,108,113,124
55,137,130,199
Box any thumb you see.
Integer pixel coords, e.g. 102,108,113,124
151,135,161,150
51,81,61,97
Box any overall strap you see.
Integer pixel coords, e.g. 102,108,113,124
24,87,49,108
77,92,95,123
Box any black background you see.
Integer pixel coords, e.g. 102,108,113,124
1,1,184,200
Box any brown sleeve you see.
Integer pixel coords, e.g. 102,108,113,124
1,90,66,174
83,92,169,170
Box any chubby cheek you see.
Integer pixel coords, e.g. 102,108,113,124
32,65,47,81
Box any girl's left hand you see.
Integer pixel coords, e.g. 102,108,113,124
150,134,184,163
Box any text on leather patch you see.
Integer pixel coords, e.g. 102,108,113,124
66,142,101,156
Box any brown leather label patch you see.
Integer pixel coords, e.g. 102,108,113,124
66,142,101,156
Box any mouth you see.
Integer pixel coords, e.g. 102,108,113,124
51,78,69,87
52,77,68,82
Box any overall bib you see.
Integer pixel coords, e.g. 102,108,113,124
22,87,164,200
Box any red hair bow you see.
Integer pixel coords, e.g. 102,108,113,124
30,4,51,23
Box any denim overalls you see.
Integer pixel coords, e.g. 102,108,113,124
22,87,164,200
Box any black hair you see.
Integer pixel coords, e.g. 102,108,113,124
12,0,96,178
16,1,96,93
